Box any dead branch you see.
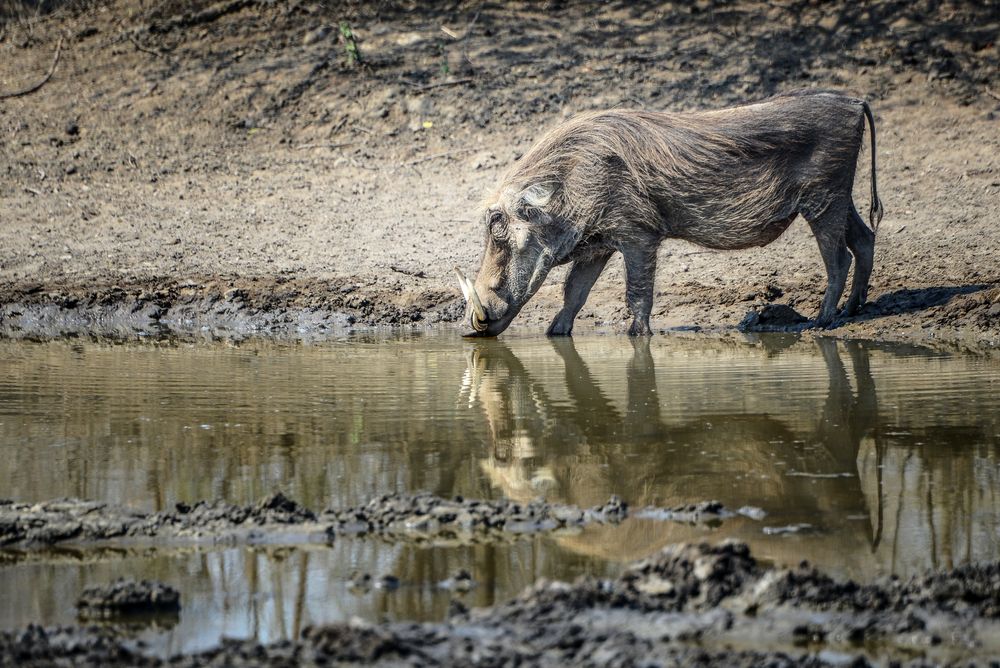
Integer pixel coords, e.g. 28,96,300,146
149,0,253,34
401,147,477,167
401,77,474,92
390,265,427,279
986,88,1000,102
0,36,63,99
460,6,482,69
127,32,175,62
295,141,355,150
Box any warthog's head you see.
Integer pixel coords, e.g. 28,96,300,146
456,183,577,337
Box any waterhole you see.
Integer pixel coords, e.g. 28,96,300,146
1,333,998,653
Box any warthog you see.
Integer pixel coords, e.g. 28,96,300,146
455,89,883,336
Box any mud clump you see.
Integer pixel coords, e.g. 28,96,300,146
622,541,760,610
173,491,317,526
632,500,732,524
325,492,630,539
77,580,180,619
739,304,810,332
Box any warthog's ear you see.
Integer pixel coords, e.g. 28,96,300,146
518,183,555,209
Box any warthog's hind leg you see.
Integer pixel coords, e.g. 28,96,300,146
808,206,851,328
843,203,875,317
622,242,658,336
547,252,613,336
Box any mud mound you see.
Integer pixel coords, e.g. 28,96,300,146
0,621,842,667
77,580,180,619
0,493,318,546
5,541,1000,666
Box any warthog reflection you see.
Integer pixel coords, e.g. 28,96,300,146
459,337,1000,578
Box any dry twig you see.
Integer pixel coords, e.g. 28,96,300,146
390,265,427,279
401,77,474,92
401,147,478,167
127,32,174,62
986,88,1000,102
0,36,63,99
295,141,355,150
148,0,252,33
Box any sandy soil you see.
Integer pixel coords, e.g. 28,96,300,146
0,0,998,345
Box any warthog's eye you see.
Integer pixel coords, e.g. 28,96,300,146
488,211,507,240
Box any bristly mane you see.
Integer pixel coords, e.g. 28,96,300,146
494,91,876,247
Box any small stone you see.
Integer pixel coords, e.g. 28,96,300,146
693,557,715,581
737,506,767,521
636,576,675,596
302,25,331,46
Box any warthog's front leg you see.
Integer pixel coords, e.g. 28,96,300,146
547,252,613,336
622,243,658,336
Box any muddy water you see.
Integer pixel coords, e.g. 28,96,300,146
1,333,999,653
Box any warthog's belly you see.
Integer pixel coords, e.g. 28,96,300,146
671,212,798,251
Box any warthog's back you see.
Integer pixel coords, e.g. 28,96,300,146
508,90,869,250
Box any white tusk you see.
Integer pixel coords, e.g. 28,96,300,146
468,281,487,329
454,266,471,301
454,266,488,331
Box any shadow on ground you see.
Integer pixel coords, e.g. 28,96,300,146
862,284,990,317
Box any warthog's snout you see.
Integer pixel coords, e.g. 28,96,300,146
454,267,519,337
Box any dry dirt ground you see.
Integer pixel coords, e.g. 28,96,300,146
1,0,999,346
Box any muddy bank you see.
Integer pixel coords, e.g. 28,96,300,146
1,278,998,351
0,492,737,550
0,276,461,340
5,541,1000,666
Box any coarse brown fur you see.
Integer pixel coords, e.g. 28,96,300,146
464,89,883,337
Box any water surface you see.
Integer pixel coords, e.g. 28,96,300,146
1,333,999,652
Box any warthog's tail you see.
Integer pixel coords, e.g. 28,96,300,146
861,100,884,234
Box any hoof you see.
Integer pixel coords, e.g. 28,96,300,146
546,322,573,337
627,321,653,337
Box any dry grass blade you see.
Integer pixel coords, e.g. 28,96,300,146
401,147,477,167
295,141,355,150
401,77,474,92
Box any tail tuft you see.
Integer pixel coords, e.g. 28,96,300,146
861,100,883,233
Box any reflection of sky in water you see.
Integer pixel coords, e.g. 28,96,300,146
1,333,999,653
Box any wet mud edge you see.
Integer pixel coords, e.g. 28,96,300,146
0,492,736,550
1,279,999,350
